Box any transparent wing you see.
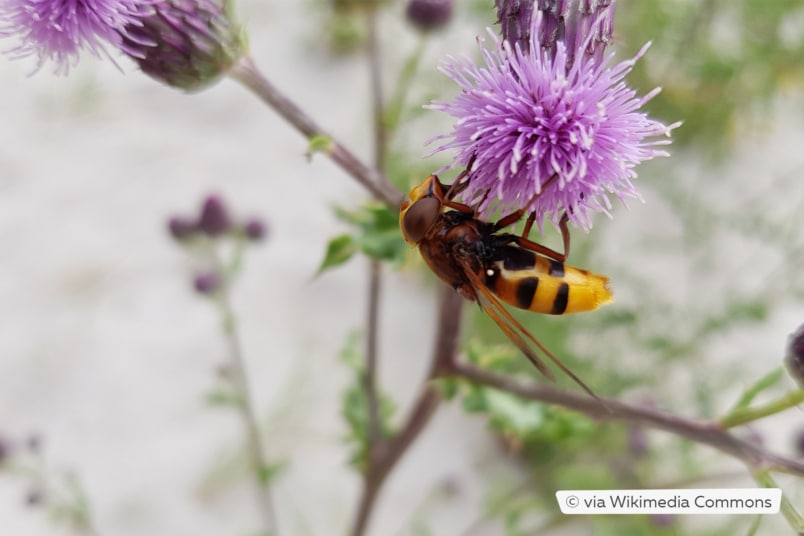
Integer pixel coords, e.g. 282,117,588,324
458,258,599,400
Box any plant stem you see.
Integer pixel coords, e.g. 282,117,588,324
753,469,804,533
448,360,804,476
229,55,403,207
218,288,279,535
720,389,804,429
350,286,464,536
365,259,383,451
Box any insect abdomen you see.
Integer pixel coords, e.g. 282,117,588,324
485,249,613,315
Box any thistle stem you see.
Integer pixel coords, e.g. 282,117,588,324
350,286,464,536
229,55,403,207
719,389,804,429
448,361,804,476
217,286,279,535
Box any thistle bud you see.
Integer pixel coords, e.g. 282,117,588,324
168,215,198,241
194,270,222,295
406,0,453,32
243,218,267,241
119,0,245,91
198,195,232,236
785,323,804,388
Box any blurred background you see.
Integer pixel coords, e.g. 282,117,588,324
1,0,804,535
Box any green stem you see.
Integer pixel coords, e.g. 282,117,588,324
719,389,804,429
753,469,804,533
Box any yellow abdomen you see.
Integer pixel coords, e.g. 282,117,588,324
485,252,613,315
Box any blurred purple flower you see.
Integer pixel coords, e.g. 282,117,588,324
406,0,453,32
243,218,267,241
193,270,221,295
198,194,231,236
167,215,198,241
428,6,679,231
0,0,149,73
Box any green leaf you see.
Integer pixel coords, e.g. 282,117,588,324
730,367,784,412
333,202,407,266
317,234,357,275
305,134,333,161
205,389,245,408
257,461,286,486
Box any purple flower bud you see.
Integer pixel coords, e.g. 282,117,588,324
194,270,222,295
119,0,245,91
168,215,198,242
198,195,232,236
243,218,267,241
406,0,453,32
785,323,804,388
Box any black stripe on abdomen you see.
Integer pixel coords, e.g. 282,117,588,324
516,277,539,309
551,282,569,314
548,259,565,277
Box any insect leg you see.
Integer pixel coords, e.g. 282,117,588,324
493,174,559,231
444,153,478,201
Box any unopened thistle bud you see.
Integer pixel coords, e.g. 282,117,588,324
194,270,222,295
406,0,453,32
198,194,232,236
119,0,245,91
785,323,804,388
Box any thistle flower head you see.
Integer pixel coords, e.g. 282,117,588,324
0,0,149,73
428,5,678,231
119,0,244,90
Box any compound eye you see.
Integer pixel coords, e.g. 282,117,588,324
402,197,440,244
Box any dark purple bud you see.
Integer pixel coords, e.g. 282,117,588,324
168,215,198,241
785,323,804,388
244,218,267,241
198,195,232,236
194,270,222,295
406,0,453,32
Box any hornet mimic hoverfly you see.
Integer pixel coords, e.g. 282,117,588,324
399,170,613,396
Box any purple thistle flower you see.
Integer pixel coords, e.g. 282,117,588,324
428,8,678,231
0,0,149,74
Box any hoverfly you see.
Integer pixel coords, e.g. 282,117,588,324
399,170,613,396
